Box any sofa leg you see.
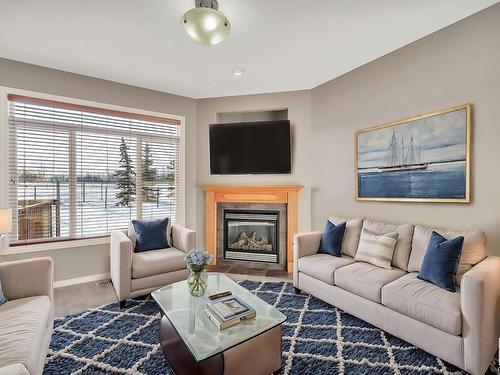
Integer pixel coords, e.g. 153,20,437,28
294,287,301,294
119,300,127,309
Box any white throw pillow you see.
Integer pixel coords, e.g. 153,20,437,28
355,228,399,269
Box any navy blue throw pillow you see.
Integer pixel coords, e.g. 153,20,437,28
417,231,464,292
0,280,6,305
317,220,346,257
132,217,170,252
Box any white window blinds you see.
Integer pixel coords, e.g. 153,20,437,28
8,95,182,244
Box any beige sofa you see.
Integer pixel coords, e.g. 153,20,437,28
110,224,195,307
293,217,500,375
0,258,54,375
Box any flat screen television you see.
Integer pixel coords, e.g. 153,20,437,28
209,120,291,175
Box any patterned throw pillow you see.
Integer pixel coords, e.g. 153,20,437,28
355,228,399,269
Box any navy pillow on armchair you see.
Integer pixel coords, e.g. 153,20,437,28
132,217,171,252
317,220,346,257
417,231,464,292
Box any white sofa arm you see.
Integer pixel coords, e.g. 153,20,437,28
461,256,500,375
110,230,133,301
293,231,322,260
0,257,53,303
293,231,322,287
172,224,196,253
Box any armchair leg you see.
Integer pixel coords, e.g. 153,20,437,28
119,300,127,309
294,287,301,294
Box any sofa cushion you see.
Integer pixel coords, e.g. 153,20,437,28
328,216,363,258
334,262,406,303
318,220,346,257
297,254,354,285
408,224,486,284
362,220,414,271
0,296,51,374
354,228,398,269
0,364,30,375
132,247,187,279
382,273,461,335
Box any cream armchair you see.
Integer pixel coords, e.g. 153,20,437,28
110,224,195,308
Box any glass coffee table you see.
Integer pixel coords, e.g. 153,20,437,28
152,273,286,375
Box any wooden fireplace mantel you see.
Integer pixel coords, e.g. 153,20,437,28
201,185,303,273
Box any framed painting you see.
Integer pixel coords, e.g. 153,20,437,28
355,104,471,203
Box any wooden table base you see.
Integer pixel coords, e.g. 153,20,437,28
160,315,283,375
160,316,224,375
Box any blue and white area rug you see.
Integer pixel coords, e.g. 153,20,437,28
45,281,499,374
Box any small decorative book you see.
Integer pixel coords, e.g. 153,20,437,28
205,295,256,330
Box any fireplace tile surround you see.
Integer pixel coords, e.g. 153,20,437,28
202,185,302,272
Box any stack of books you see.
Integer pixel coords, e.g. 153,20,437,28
205,295,256,330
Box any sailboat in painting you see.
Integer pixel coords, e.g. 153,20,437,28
378,131,429,172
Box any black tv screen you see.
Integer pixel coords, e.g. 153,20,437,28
209,120,291,174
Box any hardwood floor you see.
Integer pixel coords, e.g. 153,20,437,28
206,264,291,279
54,271,291,317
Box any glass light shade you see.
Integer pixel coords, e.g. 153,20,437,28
0,208,12,233
182,7,230,46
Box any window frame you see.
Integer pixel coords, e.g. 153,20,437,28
0,87,186,247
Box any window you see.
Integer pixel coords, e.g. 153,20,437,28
7,95,182,244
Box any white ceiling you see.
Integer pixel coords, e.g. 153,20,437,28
0,1,498,99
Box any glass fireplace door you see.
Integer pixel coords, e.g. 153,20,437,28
223,210,279,263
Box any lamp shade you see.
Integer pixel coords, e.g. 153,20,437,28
0,208,12,234
182,7,230,46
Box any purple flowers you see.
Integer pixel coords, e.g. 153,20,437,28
184,248,213,272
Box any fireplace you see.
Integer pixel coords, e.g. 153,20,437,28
223,209,279,263
203,185,302,272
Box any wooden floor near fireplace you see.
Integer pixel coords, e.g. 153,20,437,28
207,263,292,279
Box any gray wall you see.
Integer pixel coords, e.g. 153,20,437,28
310,3,500,255
0,58,198,281
196,91,312,244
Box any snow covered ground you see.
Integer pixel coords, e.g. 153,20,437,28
16,182,176,238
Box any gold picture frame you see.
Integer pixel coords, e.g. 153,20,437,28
355,104,471,203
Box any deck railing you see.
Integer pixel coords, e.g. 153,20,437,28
17,199,61,240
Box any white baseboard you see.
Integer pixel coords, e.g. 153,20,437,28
54,272,111,288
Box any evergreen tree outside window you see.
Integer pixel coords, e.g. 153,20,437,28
142,142,157,203
115,137,136,207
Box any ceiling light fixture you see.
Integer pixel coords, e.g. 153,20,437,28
181,0,230,46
